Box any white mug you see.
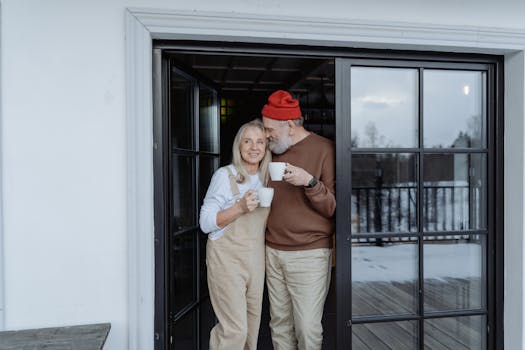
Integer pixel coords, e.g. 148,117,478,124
257,187,274,207
269,162,286,181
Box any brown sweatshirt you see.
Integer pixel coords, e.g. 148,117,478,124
266,133,336,251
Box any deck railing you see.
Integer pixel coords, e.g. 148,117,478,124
352,184,481,243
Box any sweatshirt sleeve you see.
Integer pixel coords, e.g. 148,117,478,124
304,142,336,218
199,168,230,234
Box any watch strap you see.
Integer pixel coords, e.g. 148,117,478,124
305,176,318,188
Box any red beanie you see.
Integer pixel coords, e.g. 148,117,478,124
261,90,302,120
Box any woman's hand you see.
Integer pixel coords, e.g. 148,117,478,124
237,189,259,213
216,189,259,228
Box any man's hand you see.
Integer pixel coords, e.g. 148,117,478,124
283,163,313,187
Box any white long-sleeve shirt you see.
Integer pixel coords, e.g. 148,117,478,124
199,164,263,240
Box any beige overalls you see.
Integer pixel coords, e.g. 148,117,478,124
206,167,269,350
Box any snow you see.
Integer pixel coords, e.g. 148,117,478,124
352,242,482,282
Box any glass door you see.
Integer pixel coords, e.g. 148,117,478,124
154,52,220,350
336,58,495,349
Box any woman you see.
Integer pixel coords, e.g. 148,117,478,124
199,119,272,350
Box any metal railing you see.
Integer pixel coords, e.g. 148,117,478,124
352,184,482,243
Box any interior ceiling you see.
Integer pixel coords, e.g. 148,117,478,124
171,53,335,108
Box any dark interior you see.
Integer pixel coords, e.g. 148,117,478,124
169,53,335,164
169,52,337,349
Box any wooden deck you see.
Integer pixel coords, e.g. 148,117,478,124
351,277,484,350
258,275,484,349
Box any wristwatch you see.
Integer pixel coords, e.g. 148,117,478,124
305,176,319,188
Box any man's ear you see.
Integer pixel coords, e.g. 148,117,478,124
287,120,296,135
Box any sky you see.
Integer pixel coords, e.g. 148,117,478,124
350,67,485,149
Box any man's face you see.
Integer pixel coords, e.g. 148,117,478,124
262,117,292,155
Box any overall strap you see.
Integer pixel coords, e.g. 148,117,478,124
225,166,240,196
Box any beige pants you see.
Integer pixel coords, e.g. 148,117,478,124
265,246,332,350
207,206,269,350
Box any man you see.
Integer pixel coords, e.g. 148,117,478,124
261,90,336,350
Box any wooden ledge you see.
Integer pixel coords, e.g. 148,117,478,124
0,323,110,350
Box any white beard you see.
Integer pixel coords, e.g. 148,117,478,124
269,137,291,155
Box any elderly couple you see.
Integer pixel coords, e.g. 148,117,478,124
199,90,336,350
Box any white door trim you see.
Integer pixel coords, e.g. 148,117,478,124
125,8,525,349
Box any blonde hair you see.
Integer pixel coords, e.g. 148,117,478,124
231,119,271,185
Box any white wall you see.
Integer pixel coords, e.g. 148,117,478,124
504,51,525,350
1,1,525,349
1,1,129,348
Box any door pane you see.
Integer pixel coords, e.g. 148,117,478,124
199,232,209,299
352,154,418,234
424,70,487,148
199,155,220,208
351,67,418,148
423,153,487,231
199,86,219,153
173,154,196,231
172,230,197,316
198,156,218,301
352,241,418,317
424,316,486,350
171,68,194,150
199,298,215,350
172,309,197,350
424,234,485,312
352,321,418,350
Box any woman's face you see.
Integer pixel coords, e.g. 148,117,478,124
240,127,266,167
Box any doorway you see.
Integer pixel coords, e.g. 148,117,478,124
152,42,502,349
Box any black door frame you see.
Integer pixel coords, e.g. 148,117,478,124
152,41,504,349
